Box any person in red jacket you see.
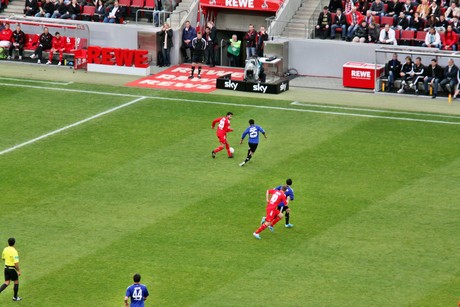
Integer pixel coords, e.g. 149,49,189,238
443,25,458,51
346,7,364,41
0,23,13,49
211,112,234,159
47,32,65,65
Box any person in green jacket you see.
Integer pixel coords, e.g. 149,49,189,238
227,34,241,67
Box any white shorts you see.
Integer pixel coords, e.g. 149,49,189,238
0,41,11,48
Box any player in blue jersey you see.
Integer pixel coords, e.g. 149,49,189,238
239,119,267,167
276,178,295,228
124,273,149,307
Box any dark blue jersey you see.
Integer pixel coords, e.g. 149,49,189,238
241,125,265,144
126,284,149,307
275,185,294,206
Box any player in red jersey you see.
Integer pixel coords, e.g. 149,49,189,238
211,112,234,158
253,186,288,239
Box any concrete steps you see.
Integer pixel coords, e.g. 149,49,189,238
1,0,24,16
280,0,322,38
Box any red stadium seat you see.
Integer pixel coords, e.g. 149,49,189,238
130,0,144,8
81,5,96,18
24,34,40,50
400,30,415,45
380,16,394,27
144,0,154,10
394,29,401,41
118,0,131,7
414,30,426,46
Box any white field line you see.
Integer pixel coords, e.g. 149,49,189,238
291,101,460,119
0,77,73,85
1,82,460,126
0,96,147,156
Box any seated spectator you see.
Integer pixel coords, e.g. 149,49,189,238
423,58,444,99
411,57,425,95
24,0,38,16
35,0,55,17
343,0,354,15
363,10,375,25
444,2,460,21
370,0,385,19
316,6,331,39
8,24,25,60
440,58,459,96
328,0,343,14
47,31,65,65
401,0,415,21
367,21,380,43
227,34,241,67
386,0,402,25
385,53,401,92
180,20,196,62
452,16,460,34
0,22,12,49
416,0,430,21
423,27,442,49
435,15,448,32
407,12,424,31
30,27,53,64
93,0,106,22
397,56,414,93
443,25,458,51
394,11,409,30
159,22,173,67
331,8,347,40
61,0,80,20
427,1,441,20
104,1,122,23
357,0,369,15
379,24,397,45
51,0,68,18
424,15,437,31
346,6,364,41
352,20,368,43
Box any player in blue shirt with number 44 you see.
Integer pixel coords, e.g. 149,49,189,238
239,119,267,166
125,273,149,307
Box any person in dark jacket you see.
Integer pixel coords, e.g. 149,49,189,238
243,24,257,58
256,25,268,57
410,57,425,95
328,0,343,14
385,53,402,92
352,20,368,42
35,0,55,18
316,6,332,39
30,27,53,64
159,22,173,66
423,58,444,99
180,20,196,63
61,0,80,20
397,56,414,93
189,31,207,79
439,58,459,96
51,0,67,18
331,8,347,39
24,0,38,16
206,21,218,66
8,24,26,60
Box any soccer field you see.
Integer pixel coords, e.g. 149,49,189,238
1,77,460,306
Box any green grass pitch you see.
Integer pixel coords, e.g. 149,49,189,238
1,79,460,306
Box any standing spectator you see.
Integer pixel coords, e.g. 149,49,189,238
8,24,26,60
239,119,267,167
93,0,106,22
24,0,38,16
386,0,402,24
207,21,217,66
180,20,196,63
0,238,21,301
188,31,206,79
343,0,354,15
411,57,425,95
256,26,268,57
103,1,122,23
423,27,442,49
51,0,67,18
331,8,347,39
211,112,234,159
0,22,12,49
47,32,65,65
408,12,424,31
370,0,385,19
152,0,163,26
423,58,444,99
204,26,213,65
346,6,364,41
124,273,149,307
35,0,55,17
379,23,397,45
385,53,402,92
440,58,459,96
328,0,343,13
61,0,80,19
159,22,173,66
416,0,430,21
397,56,414,93
30,27,53,64
352,20,368,42
243,24,257,58
227,34,241,67
401,0,415,21
316,6,332,39
443,25,458,50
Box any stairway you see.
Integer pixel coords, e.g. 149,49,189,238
281,0,323,39
1,0,24,16
167,0,194,29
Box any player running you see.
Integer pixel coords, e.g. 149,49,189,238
239,119,267,167
253,186,288,240
275,178,295,228
211,112,234,158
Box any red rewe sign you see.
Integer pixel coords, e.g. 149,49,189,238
125,64,244,93
201,0,283,12
86,46,149,68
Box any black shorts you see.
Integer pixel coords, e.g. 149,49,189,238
248,142,258,153
277,205,289,213
4,267,18,281
192,53,204,64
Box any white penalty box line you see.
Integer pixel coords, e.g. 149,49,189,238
1,82,460,156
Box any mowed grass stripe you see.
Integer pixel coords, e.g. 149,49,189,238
0,106,366,306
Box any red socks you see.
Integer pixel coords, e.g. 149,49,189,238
214,145,224,153
271,216,282,226
255,224,268,234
